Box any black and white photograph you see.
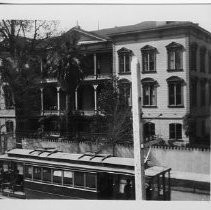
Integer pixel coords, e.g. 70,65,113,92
0,1,210,203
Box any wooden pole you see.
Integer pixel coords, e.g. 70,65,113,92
131,56,146,200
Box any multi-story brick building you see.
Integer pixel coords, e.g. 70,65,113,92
21,21,211,145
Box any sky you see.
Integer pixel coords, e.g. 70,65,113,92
0,4,211,33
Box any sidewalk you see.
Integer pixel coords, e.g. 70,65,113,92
171,171,210,183
170,170,210,194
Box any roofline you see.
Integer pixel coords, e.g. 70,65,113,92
102,22,211,39
73,27,108,42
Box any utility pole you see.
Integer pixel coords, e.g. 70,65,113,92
131,56,146,200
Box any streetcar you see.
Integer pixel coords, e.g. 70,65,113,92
0,148,171,200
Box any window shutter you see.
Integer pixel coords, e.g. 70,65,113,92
125,54,130,72
169,124,175,139
168,51,175,70
176,124,182,139
169,84,175,105
149,52,155,71
176,84,182,105
143,53,148,71
175,50,182,69
119,55,124,73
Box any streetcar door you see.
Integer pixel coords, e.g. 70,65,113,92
97,172,113,199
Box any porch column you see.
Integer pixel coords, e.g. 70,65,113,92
57,87,60,112
75,88,78,110
40,88,44,115
93,85,98,112
40,57,43,73
94,53,97,76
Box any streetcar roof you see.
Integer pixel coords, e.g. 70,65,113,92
6,148,134,166
0,149,171,176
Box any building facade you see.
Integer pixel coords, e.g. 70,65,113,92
35,21,211,145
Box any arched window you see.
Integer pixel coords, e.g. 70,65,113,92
169,123,182,140
117,48,133,74
166,42,184,71
141,78,158,107
141,45,157,73
166,76,184,107
144,122,155,140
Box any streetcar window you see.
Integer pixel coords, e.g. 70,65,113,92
43,167,51,183
119,175,131,194
33,166,42,181
25,165,33,179
3,162,9,172
74,171,84,187
17,163,23,175
119,179,127,194
63,171,73,186
53,169,62,185
85,173,96,189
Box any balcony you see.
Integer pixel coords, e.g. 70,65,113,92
84,73,112,81
42,109,65,116
72,110,98,116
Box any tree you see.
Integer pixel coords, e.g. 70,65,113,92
42,28,86,134
90,77,133,156
183,113,197,144
0,20,59,146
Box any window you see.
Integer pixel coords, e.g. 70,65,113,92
200,80,206,106
118,175,132,194
63,171,73,186
33,166,41,181
74,171,85,187
17,163,24,175
141,45,157,72
190,43,198,71
42,167,51,182
200,47,206,73
142,78,158,107
5,121,14,133
144,122,155,140
166,42,184,71
191,79,197,107
118,48,132,74
169,123,182,139
169,83,182,106
52,169,62,185
3,162,9,172
85,173,97,189
167,76,184,107
119,80,132,106
25,165,33,179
